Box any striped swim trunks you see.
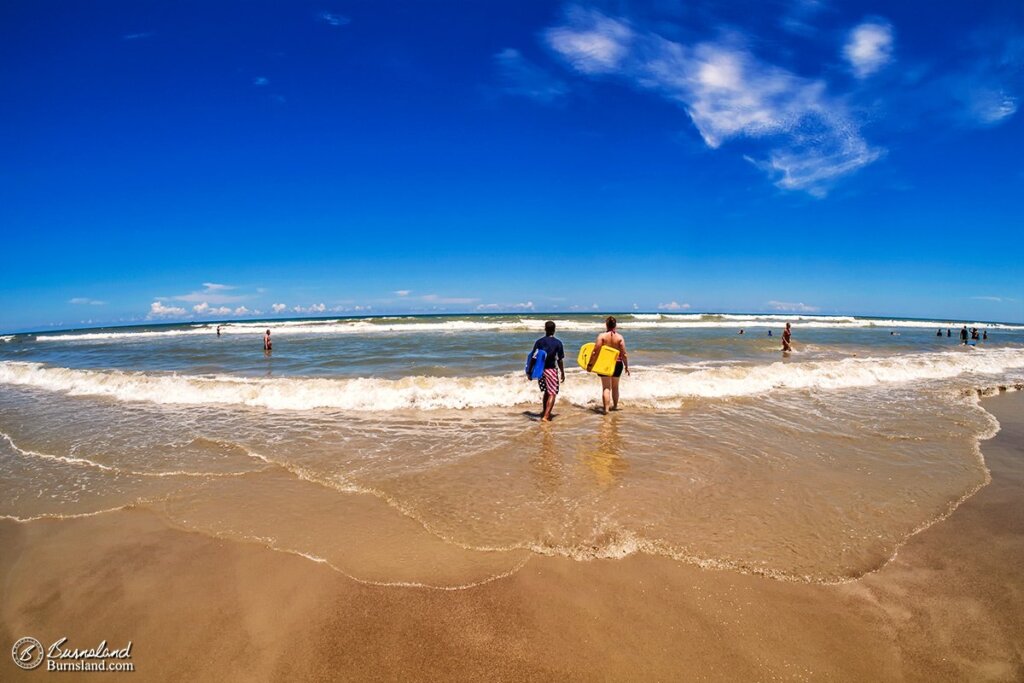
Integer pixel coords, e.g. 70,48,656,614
538,367,560,396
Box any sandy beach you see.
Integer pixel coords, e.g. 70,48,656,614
2,390,1021,681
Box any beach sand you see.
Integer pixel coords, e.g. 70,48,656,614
2,391,1022,681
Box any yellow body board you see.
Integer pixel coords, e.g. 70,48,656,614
577,343,620,376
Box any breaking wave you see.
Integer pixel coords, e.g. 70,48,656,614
20,314,1023,342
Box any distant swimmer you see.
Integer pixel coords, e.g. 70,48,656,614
947,328,951,337
531,321,565,422
983,329,988,340
960,326,968,345
263,329,272,351
738,329,745,335
217,325,222,337
588,316,629,414
936,328,942,337
971,327,979,341
768,330,773,337
781,322,793,353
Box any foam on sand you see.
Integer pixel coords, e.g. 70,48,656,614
2,348,1023,411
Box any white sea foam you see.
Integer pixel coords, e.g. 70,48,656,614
0,336,14,343
2,348,1023,411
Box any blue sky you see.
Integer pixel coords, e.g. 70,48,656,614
1,0,1022,332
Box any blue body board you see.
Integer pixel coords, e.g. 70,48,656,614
526,348,547,380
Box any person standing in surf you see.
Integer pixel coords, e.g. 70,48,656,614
263,329,272,352
587,316,629,414
531,321,565,422
782,322,793,353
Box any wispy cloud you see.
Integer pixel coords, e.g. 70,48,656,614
421,294,480,305
544,7,882,196
546,8,634,74
963,87,1018,126
171,283,246,305
779,0,827,37
272,303,288,313
148,301,186,318
658,301,690,311
971,295,1016,303
69,297,106,305
252,76,269,87
316,12,350,27
493,48,568,104
394,290,411,297
122,32,154,41
476,301,535,311
768,300,819,312
843,20,894,79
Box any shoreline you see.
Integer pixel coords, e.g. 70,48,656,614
2,391,1023,680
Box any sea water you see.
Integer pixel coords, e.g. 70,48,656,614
1,313,1022,586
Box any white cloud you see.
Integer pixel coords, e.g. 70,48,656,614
252,76,269,87
122,32,154,41
233,306,250,316
293,303,327,314
394,290,411,297
476,301,535,311
421,294,480,305
494,48,568,104
148,301,187,318
69,297,106,305
171,282,245,304
767,300,819,313
272,303,287,313
658,301,691,311
545,8,882,195
843,21,894,79
193,303,232,316
545,8,633,74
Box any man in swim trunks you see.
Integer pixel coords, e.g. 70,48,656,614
531,321,565,422
587,316,629,415
782,322,793,352
264,329,272,351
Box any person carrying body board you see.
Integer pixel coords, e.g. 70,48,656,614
529,321,565,422
587,316,629,415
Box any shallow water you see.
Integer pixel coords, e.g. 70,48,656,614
1,313,1022,585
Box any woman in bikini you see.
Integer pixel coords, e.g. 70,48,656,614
588,316,629,414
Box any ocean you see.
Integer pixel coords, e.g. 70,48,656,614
2,312,1022,586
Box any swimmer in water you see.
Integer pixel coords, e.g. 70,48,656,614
263,329,272,351
782,322,793,353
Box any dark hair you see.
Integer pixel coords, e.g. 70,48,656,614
545,320,556,335
266,329,270,334
605,316,617,331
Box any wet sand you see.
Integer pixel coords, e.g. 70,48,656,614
2,392,1022,681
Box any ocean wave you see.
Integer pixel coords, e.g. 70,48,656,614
2,348,1023,411
27,315,1024,342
